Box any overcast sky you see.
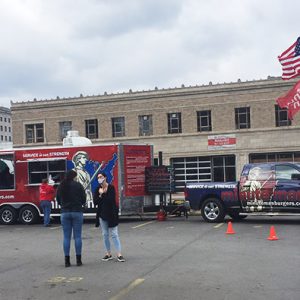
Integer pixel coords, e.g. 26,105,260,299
0,0,299,108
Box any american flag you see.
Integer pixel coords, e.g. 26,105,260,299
278,37,300,80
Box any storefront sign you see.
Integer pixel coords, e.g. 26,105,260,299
208,134,236,150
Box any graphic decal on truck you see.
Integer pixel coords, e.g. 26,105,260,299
0,157,14,190
240,166,276,211
66,152,118,205
72,151,94,204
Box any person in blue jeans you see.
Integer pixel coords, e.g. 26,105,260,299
39,178,55,227
93,172,125,262
56,170,86,267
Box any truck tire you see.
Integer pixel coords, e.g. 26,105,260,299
0,206,18,225
201,198,225,223
19,205,40,225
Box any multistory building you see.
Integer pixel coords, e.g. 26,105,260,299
11,77,300,193
0,106,12,148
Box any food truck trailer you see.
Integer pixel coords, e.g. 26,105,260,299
0,139,153,225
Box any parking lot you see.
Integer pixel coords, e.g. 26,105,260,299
1,215,300,300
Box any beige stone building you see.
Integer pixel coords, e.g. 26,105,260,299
11,76,300,193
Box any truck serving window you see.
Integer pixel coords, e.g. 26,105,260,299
28,159,66,184
0,154,15,189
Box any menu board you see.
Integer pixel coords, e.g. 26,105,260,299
123,145,152,196
145,166,175,193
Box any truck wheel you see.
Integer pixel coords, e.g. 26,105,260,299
0,206,18,225
201,198,225,223
19,206,39,225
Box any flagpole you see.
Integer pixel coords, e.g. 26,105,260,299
84,161,104,190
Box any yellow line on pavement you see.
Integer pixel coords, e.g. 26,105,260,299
132,221,155,229
214,223,224,228
109,278,145,300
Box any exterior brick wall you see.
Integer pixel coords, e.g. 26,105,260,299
11,77,300,176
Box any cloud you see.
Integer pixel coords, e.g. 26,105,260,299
0,0,299,108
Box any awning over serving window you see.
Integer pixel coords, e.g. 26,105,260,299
16,157,67,163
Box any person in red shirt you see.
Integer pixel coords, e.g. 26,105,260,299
39,178,55,227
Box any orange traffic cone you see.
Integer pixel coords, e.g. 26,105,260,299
226,221,235,234
267,226,279,240
157,209,166,221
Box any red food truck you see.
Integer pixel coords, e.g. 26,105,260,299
0,140,153,225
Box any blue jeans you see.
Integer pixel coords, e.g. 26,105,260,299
40,201,52,226
60,212,83,256
99,218,121,253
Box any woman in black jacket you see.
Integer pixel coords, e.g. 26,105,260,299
93,172,125,262
56,170,86,267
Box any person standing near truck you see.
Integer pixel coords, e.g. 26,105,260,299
56,170,86,267
93,172,125,262
39,178,55,227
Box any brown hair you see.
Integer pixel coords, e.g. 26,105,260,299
59,170,77,198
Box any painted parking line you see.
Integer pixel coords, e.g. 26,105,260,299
47,276,83,283
109,278,145,300
132,221,155,229
49,226,61,230
214,223,224,229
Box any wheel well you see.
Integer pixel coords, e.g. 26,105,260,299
200,194,221,210
0,204,17,211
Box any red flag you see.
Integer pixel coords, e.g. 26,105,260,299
278,37,300,80
276,80,300,120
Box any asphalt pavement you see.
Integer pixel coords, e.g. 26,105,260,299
1,215,300,300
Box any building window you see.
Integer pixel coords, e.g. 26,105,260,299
8,118,10,123
112,117,125,137
171,155,236,192
25,123,44,143
138,115,153,136
212,156,236,182
249,151,300,163
235,107,250,129
59,121,72,140
275,105,291,127
0,117,2,121
0,125,2,131
85,119,98,139
197,110,212,132
168,113,182,134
